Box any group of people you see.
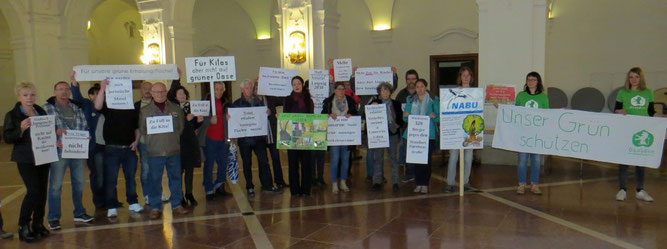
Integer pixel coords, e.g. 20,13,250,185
0,64,661,243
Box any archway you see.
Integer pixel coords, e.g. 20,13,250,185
87,0,143,65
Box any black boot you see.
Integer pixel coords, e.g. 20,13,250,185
33,223,49,239
181,198,189,208
185,193,198,206
18,225,37,243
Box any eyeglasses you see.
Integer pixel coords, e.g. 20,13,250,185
151,91,167,94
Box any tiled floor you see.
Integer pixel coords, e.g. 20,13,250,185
0,144,665,249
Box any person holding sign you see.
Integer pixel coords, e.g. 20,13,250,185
3,82,50,243
139,83,189,219
197,82,232,200
322,82,359,194
229,80,283,197
70,71,106,209
513,72,549,195
135,81,163,205
95,79,144,218
281,76,315,196
614,67,662,202
366,82,404,192
403,79,440,194
43,81,94,230
167,77,204,207
444,67,476,193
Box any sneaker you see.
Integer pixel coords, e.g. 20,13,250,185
47,220,61,230
173,206,189,215
144,195,150,205
420,186,428,194
615,189,626,201
129,203,144,213
635,190,654,202
247,188,255,197
517,184,526,195
392,184,399,192
340,180,350,192
74,214,94,223
414,186,422,193
149,210,161,219
0,230,13,240
262,186,283,193
530,184,542,195
161,194,169,202
107,208,118,218
401,177,415,183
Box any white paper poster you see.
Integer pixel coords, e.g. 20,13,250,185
439,88,485,150
30,115,58,165
406,115,430,164
493,105,667,168
257,67,299,96
147,116,174,135
327,116,361,146
185,56,237,83
73,64,178,81
354,67,393,95
309,69,330,114
61,130,89,159
189,101,210,116
333,58,353,82
227,106,269,138
105,76,134,110
365,104,390,149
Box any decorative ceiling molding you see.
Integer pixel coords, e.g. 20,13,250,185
431,28,478,42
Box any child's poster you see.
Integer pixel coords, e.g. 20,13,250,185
276,113,328,150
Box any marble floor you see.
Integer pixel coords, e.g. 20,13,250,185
0,144,665,249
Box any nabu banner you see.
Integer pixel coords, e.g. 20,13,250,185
492,105,667,168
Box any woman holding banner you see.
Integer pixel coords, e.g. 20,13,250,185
3,82,50,242
514,72,549,195
403,79,439,194
167,77,204,206
445,66,476,193
367,82,404,192
614,67,660,202
322,82,359,194
282,76,315,196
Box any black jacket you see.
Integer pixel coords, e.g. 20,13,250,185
3,102,48,164
167,79,202,168
364,96,404,136
321,95,359,116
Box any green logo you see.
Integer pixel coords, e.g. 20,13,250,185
632,130,654,147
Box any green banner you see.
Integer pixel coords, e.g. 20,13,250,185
277,113,328,150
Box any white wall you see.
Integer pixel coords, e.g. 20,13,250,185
0,11,15,123
546,0,667,111
192,0,281,101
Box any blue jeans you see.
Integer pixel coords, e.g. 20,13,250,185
329,146,350,182
48,158,87,221
147,155,183,210
372,134,401,184
87,143,105,207
203,138,230,194
104,146,139,208
518,152,541,184
447,149,473,185
138,143,151,198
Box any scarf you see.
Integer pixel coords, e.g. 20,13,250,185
383,98,398,133
411,92,431,115
292,92,306,111
332,96,348,116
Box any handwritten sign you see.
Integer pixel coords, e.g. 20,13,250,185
354,67,393,95
333,58,353,82
406,115,430,164
189,101,210,116
365,104,390,148
309,69,330,114
185,56,236,83
147,116,174,135
258,67,299,96
327,116,361,146
30,115,58,165
227,106,269,138
105,76,134,110
61,130,89,159
485,85,516,104
73,64,178,81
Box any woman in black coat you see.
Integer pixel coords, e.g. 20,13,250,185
281,76,315,196
3,82,50,243
167,79,203,207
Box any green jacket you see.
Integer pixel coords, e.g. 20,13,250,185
402,94,440,140
139,101,185,157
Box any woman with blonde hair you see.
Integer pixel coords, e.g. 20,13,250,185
3,82,50,242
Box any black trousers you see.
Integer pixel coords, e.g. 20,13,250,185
17,163,50,227
412,140,435,186
287,151,312,195
181,167,194,195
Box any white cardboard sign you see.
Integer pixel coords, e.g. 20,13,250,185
227,106,269,138
61,130,89,159
333,58,353,82
365,104,390,149
105,76,134,110
406,115,430,164
257,67,299,97
30,115,59,165
147,116,174,135
309,69,330,114
189,101,211,116
185,56,237,83
327,116,361,146
73,64,178,81
354,67,393,95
